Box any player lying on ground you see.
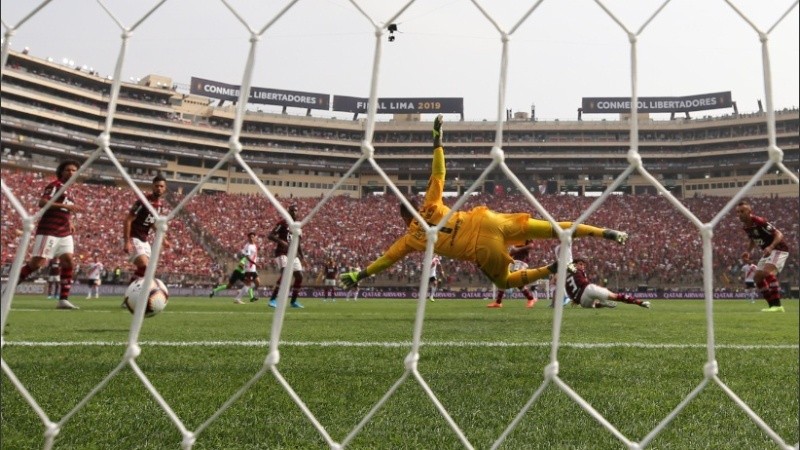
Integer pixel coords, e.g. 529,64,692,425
565,258,650,309
340,115,629,291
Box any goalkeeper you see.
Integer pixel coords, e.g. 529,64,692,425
341,115,629,291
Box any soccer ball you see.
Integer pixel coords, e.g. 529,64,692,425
124,278,169,318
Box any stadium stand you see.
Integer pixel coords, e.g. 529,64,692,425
1,49,798,292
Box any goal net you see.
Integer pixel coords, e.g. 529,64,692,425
1,1,797,449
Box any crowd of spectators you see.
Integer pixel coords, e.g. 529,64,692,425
3,168,797,290
1,169,216,285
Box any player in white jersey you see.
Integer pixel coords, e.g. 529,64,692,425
427,255,445,302
85,257,104,299
740,252,758,304
236,232,259,304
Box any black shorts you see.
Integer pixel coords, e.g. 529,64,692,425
227,270,246,286
744,281,756,289
244,271,258,283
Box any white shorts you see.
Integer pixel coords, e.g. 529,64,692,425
274,255,303,272
31,235,74,259
324,279,337,287
578,284,613,308
48,275,60,282
129,238,152,263
510,260,529,272
757,250,788,273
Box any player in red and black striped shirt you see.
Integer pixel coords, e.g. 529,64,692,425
16,160,82,309
267,204,304,308
736,200,790,312
565,258,650,309
123,174,170,283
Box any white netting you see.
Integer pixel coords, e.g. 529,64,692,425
1,1,798,449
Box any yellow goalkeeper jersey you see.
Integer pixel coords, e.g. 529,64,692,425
364,147,528,277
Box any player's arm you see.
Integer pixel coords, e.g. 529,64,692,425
764,226,784,254
424,115,446,207
340,236,413,288
123,207,136,253
267,222,287,247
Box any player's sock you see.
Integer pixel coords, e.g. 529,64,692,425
18,264,34,283
59,267,73,300
521,288,534,301
494,289,505,305
130,266,146,284
764,274,782,307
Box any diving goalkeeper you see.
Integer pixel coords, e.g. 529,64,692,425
340,115,628,291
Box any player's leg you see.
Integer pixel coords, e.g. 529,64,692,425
757,263,784,312
245,273,258,302
129,238,151,283
520,218,628,245
487,288,504,308
233,281,249,304
19,235,52,283
290,270,304,308
56,244,78,310
522,287,537,308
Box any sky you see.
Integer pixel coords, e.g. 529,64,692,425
1,0,798,121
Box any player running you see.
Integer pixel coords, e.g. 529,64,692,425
14,160,82,310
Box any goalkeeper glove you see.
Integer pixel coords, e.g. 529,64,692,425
339,271,361,289
432,114,443,148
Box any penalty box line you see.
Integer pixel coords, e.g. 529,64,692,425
4,341,798,350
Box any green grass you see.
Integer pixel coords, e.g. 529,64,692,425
1,296,798,450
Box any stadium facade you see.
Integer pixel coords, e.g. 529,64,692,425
1,50,798,199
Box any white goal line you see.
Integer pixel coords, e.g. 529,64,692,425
4,341,798,350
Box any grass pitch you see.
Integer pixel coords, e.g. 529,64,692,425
1,296,798,449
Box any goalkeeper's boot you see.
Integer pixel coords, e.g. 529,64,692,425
209,291,215,298
603,229,628,245
268,299,277,308
433,114,443,148
761,305,785,312
546,261,558,273
290,301,304,309
249,296,259,303
486,302,503,308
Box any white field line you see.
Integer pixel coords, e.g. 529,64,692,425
3,341,797,350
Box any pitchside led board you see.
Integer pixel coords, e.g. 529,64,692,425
190,76,464,115
581,91,733,114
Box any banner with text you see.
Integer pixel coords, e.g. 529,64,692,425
190,77,330,110
332,96,464,114
582,91,732,114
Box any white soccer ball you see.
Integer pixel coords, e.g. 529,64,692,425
124,278,169,318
